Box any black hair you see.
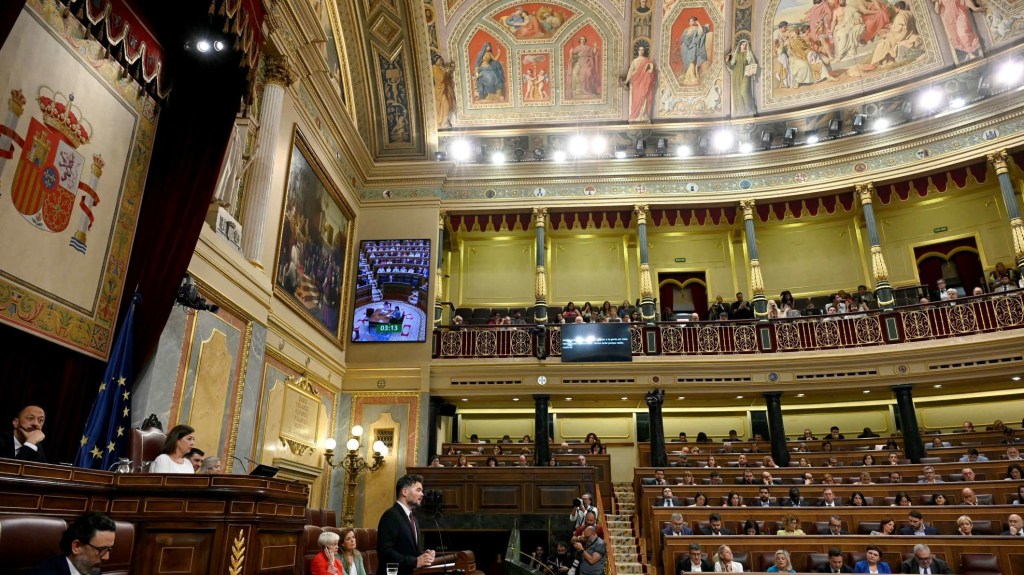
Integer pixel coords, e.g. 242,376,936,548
395,474,424,499
60,512,116,555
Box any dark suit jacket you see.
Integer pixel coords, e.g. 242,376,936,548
814,564,853,573
899,557,952,574
661,526,693,538
29,555,72,575
678,559,714,573
656,498,683,507
816,501,843,507
377,502,422,575
0,432,48,463
698,526,733,535
898,526,939,535
782,498,808,507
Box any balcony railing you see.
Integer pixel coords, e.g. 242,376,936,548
431,291,1024,359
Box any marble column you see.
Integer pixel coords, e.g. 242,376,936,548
533,208,549,323
435,211,447,324
763,392,790,467
893,385,925,464
240,56,293,265
856,183,895,310
987,150,1024,272
646,389,667,467
534,395,550,466
427,397,443,461
739,199,768,320
635,204,657,323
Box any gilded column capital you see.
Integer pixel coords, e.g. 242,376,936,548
533,207,548,228
639,262,654,298
739,199,756,220
264,56,294,87
856,182,875,205
987,149,1010,175
749,258,765,293
633,204,649,227
535,265,547,301
438,210,447,229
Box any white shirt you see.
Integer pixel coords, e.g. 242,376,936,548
149,454,195,474
715,561,743,572
689,562,703,572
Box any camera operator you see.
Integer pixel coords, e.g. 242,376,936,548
572,511,604,539
568,526,605,575
569,493,597,531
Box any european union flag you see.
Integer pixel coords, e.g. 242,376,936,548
75,293,140,470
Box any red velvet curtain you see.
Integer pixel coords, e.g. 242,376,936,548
914,238,983,294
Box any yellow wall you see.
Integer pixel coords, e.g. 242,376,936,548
648,230,741,301
458,235,536,306
756,218,867,296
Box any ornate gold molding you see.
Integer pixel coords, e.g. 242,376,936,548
1010,217,1024,259
633,204,649,227
749,258,765,293
533,207,548,228
225,322,254,474
856,182,875,205
988,149,1009,175
740,199,755,221
535,265,547,301
870,245,890,282
227,528,246,575
264,56,294,87
639,263,654,299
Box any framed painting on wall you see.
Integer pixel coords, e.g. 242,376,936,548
272,127,355,346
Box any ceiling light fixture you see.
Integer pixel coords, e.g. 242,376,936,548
677,396,685,400
676,145,692,157
949,97,966,109
782,127,797,147
932,384,942,388
738,142,753,154
569,135,588,157
1013,376,1021,381
450,139,472,162
796,393,805,397
621,396,628,400
490,151,506,164
590,136,607,155
852,114,868,133
806,134,820,145
996,60,1024,86
862,390,871,394
614,145,628,159
565,397,572,401
196,39,211,53
712,129,734,152
512,397,520,401
634,138,648,157
461,398,468,401
552,150,568,163
918,87,944,111
873,117,891,131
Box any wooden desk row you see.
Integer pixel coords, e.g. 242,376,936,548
660,536,1024,575
408,466,596,515
636,480,1024,538
0,459,309,575
647,504,1023,569
648,444,1019,468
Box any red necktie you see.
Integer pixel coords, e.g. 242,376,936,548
409,512,418,541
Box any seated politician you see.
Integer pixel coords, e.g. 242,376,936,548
31,512,116,575
1,405,47,463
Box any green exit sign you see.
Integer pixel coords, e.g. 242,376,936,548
674,257,687,263
934,226,948,233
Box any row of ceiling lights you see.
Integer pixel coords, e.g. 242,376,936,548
436,59,1024,164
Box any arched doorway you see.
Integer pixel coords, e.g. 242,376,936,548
658,272,708,319
914,237,983,298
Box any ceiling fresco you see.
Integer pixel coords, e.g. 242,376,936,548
306,0,1022,162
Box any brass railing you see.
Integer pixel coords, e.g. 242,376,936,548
431,292,1024,359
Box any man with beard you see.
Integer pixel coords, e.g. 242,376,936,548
378,474,436,575
31,512,116,575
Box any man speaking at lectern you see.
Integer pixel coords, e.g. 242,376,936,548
378,474,436,575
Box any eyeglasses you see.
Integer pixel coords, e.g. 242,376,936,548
84,542,115,555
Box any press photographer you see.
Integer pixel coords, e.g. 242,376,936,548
566,526,605,575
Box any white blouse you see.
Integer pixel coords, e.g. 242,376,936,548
149,453,195,474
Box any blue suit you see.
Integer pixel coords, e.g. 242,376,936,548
854,561,892,574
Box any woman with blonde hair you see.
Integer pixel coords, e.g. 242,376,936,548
767,549,795,573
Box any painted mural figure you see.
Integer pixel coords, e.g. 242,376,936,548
933,0,984,60
863,1,919,70
727,39,758,116
505,9,546,39
860,0,891,45
773,22,792,88
788,25,836,85
474,42,505,100
680,16,711,85
625,45,656,122
570,36,601,97
832,0,866,62
536,69,549,98
431,55,456,129
523,69,537,99
807,0,835,60
633,0,653,38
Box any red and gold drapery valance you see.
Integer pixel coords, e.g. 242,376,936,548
59,0,265,102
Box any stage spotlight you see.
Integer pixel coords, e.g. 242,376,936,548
552,149,568,162
196,39,211,53
490,150,506,164
450,139,472,162
828,118,842,136
696,136,710,153
533,147,546,160
873,117,891,131
614,145,628,159
996,60,1024,86
759,130,774,149
977,76,992,95
805,132,820,145
852,114,868,133
676,145,692,157
213,40,226,52
655,138,669,156
711,129,733,151
783,128,797,147
477,145,489,161
568,135,588,157
918,87,944,111
949,97,966,109
634,139,647,157
590,136,607,155
434,151,447,161
738,142,753,154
